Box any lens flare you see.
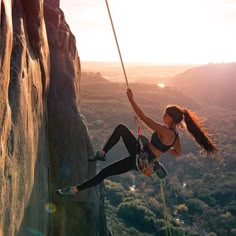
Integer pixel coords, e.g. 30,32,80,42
129,185,136,192
175,218,184,225
27,227,44,236
45,203,56,214
60,163,71,178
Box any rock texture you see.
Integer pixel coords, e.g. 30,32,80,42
0,0,50,235
44,1,108,235
0,0,108,235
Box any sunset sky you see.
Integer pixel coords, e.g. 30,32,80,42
60,0,236,64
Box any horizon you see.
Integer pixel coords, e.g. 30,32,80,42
80,61,236,82
80,61,202,84
80,60,236,66
80,60,201,66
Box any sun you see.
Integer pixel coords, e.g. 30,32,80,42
157,83,166,88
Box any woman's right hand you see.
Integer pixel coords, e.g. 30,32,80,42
127,88,134,101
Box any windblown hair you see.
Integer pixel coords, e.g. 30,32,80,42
166,105,218,155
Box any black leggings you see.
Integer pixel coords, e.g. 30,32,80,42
76,124,139,191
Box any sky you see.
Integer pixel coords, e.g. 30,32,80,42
60,0,236,65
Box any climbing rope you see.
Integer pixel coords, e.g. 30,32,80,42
105,0,129,88
160,180,172,236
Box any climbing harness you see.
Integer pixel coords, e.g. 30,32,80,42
136,134,153,177
134,116,155,177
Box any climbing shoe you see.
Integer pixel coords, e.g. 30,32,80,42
153,161,168,179
88,151,106,162
56,187,77,197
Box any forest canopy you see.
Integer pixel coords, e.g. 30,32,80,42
81,66,236,235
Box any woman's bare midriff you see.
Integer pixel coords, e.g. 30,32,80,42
148,142,162,158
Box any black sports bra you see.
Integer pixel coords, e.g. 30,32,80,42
151,129,178,152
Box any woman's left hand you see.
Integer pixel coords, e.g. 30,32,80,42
142,167,153,177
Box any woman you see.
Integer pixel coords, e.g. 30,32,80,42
57,89,217,197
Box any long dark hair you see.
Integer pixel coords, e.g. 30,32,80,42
166,106,218,155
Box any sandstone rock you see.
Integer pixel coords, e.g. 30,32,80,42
0,0,108,235
1,0,49,235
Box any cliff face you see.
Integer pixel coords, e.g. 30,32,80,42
0,0,107,235
0,0,50,235
44,1,108,235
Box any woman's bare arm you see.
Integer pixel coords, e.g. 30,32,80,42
127,89,167,133
168,137,182,156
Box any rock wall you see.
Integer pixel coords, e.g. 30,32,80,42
0,0,50,235
44,1,108,235
0,0,108,235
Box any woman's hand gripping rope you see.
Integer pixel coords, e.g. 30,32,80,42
127,88,133,102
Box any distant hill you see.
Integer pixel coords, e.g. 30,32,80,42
81,72,110,84
81,61,194,83
80,75,199,129
80,65,236,236
81,62,236,111
170,63,236,109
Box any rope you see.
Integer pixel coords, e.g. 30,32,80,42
160,180,172,236
105,0,129,88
